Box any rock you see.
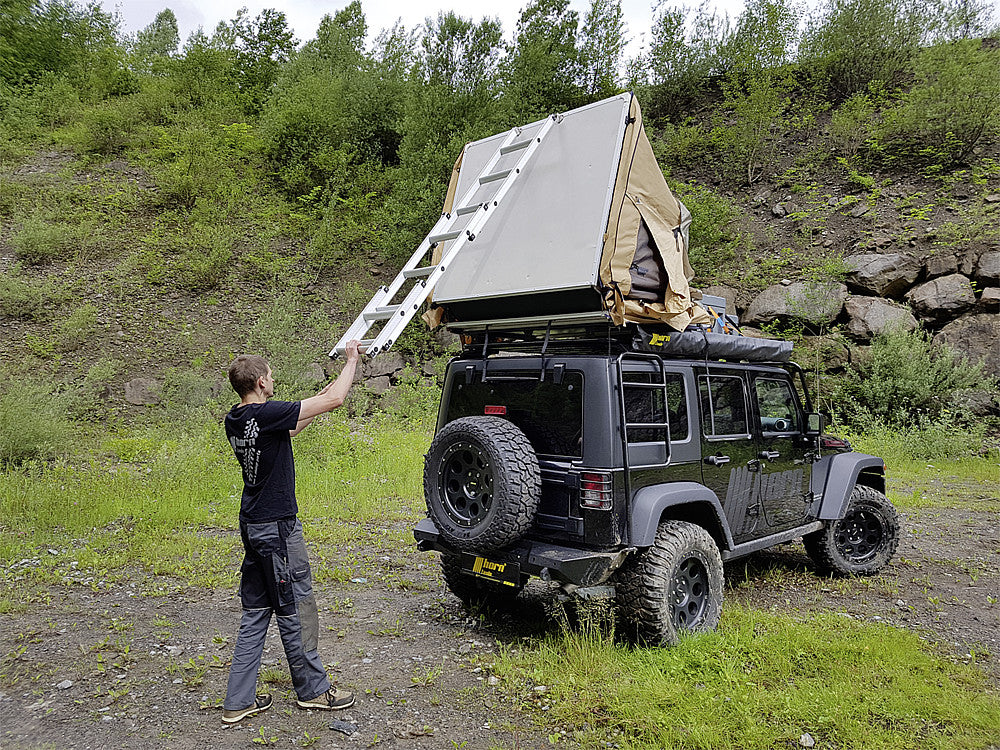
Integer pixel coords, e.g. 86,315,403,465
844,297,918,340
975,250,1000,285
364,352,405,379
932,313,1000,377
844,253,921,297
979,287,1000,310
329,720,357,736
421,361,439,378
924,251,960,279
870,233,894,249
771,203,787,218
743,282,848,326
905,274,976,324
57,680,73,690
123,378,161,405
366,376,391,394
800,733,816,748
984,194,1000,203
301,362,326,385
699,285,740,316
849,204,870,218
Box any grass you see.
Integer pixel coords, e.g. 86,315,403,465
0,415,430,612
494,605,1000,750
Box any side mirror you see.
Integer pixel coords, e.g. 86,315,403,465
805,412,826,437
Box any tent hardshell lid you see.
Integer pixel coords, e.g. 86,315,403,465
424,93,713,332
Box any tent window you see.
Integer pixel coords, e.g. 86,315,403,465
628,218,668,301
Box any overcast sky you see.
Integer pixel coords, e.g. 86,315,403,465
100,0,748,60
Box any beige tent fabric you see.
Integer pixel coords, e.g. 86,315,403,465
598,96,711,330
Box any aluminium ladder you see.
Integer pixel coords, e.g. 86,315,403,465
330,113,562,358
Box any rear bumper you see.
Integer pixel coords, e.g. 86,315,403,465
413,517,630,587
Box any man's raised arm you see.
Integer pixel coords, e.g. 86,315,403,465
291,341,362,435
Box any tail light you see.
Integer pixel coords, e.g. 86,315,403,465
580,471,613,510
820,434,852,452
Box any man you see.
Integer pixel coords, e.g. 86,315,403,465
221,341,362,725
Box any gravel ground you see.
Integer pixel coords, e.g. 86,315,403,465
2,498,998,750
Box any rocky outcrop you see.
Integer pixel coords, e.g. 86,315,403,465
743,281,847,325
844,253,921,297
905,274,976,324
932,314,1000,377
844,296,918,340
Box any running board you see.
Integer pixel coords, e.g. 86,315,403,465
721,521,824,562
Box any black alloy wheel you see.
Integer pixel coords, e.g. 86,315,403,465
440,441,495,528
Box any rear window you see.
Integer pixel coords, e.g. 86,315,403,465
446,371,584,457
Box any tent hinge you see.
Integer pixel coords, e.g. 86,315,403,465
625,116,636,124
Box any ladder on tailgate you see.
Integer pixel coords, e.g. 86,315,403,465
330,114,561,358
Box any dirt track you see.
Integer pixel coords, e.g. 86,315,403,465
2,498,998,750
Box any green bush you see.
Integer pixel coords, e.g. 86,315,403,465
12,218,83,264
0,380,72,465
871,39,1000,168
666,180,741,275
0,272,45,319
80,102,137,155
834,328,996,430
798,0,928,100
56,303,99,349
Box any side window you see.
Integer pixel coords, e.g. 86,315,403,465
622,372,689,442
755,378,799,433
699,375,750,438
623,373,666,443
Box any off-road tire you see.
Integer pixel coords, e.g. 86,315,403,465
424,417,541,553
615,520,724,646
440,553,524,610
804,485,900,576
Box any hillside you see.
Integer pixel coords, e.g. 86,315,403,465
1,0,999,457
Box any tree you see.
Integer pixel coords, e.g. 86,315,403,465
132,8,180,70
212,7,298,114
504,0,583,120
579,0,626,98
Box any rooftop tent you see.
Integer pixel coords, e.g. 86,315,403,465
425,93,713,331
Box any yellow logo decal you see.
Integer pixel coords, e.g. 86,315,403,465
473,557,506,575
648,333,671,347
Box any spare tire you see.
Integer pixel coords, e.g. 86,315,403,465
424,416,541,553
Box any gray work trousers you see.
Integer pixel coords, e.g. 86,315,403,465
224,518,330,711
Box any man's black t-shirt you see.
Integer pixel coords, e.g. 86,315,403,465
225,400,301,523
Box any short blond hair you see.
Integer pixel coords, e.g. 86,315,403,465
228,355,269,397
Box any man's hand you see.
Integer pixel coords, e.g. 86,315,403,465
345,339,363,363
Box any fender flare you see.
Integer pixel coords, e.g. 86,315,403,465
629,482,733,550
815,453,886,520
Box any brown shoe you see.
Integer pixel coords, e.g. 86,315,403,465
222,694,272,724
296,688,355,710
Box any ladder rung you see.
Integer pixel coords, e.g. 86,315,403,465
454,203,482,216
402,266,435,279
363,305,400,322
500,138,533,154
623,381,668,389
626,423,668,430
479,169,511,184
333,339,375,355
428,230,462,244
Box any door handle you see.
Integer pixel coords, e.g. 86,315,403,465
705,454,731,466
759,450,780,460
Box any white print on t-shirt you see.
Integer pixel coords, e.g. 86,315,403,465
229,418,261,484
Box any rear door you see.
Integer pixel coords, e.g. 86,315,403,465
697,370,761,543
751,374,812,530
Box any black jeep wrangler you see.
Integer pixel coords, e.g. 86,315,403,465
413,324,900,645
